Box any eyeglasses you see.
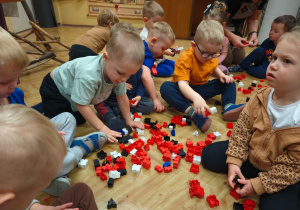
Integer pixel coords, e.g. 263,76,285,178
194,40,222,58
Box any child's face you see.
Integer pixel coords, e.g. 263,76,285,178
144,15,164,30
191,40,222,64
266,39,300,91
149,37,173,58
269,22,285,44
103,53,141,84
0,67,22,98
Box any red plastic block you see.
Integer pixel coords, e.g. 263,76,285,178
129,99,135,104
189,180,205,198
144,144,150,151
190,163,199,174
197,141,207,149
106,156,112,163
132,132,138,138
227,130,232,137
249,86,254,91
207,133,216,140
257,84,263,88
119,143,126,151
206,195,219,208
152,66,157,76
155,165,163,173
205,138,212,145
162,152,171,162
205,110,210,116
230,188,241,200
241,74,246,79
260,79,264,82
186,140,193,147
144,124,150,129
237,87,241,91
242,88,251,94
164,166,172,173
133,113,142,118
243,199,256,210
142,159,151,170
99,172,107,181
161,131,168,136
180,121,187,127
155,124,162,129
226,122,234,129
162,122,168,128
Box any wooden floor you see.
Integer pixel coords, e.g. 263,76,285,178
17,26,265,209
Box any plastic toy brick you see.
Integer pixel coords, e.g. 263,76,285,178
185,152,193,163
243,88,251,94
100,172,107,181
152,65,157,76
186,118,192,126
226,122,234,129
161,131,168,136
246,97,250,102
171,139,178,145
241,73,246,79
164,166,172,173
107,178,114,188
210,106,217,114
178,149,186,158
190,163,199,174
133,113,142,119
142,159,151,170
144,144,150,151
162,122,168,128
213,132,221,139
186,140,193,147
243,199,256,209
163,161,171,168
155,123,162,130
78,159,88,169
144,124,150,129
204,110,210,116
233,202,244,210
106,156,112,163
107,198,117,209
193,155,201,165
238,82,244,88
121,149,128,157
207,133,216,140
96,167,102,176
109,170,121,179
233,175,245,189
118,168,127,176
171,130,175,136
197,141,206,149
131,164,141,174
180,121,187,127
257,84,263,88
237,87,242,91
93,159,100,170
178,143,183,150
119,143,126,151
227,130,232,137
132,132,138,138
129,99,135,105
205,138,212,145
163,152,171,162
206,195,219,208
189,180,205,198
248,86,254,91
118,134,132,145
155,165,163,173
230,188,241,200
260,79,264,82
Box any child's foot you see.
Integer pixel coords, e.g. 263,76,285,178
43,175,71,196
193,113,212,133
107,117,126,131
222,104,246,121
71,132,108,156
228,64,243,72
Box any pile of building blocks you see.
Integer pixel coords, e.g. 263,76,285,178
189,179,204,198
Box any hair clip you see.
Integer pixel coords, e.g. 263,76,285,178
216,5,220,8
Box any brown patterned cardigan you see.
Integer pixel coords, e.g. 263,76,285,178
226,87,300,195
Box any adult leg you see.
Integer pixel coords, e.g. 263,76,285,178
130,95,154,114
222,45,233,67
40,73,86,125
51,183,98,210
259,182,300,210
156,59,175,77
232,48,245,64
246,60,269,79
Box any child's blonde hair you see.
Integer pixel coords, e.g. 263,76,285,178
97,9,119,26
110,22,136,37
205,1,227,24
194,20,224,46
278,25,300,46
148,21,175,43
0,27,29,72
106,29,144,66
143,1,164,19
0,105,67,189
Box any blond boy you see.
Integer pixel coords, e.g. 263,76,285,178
40,29,145,143
69,9,119,61
142,21,175,111
160,20,245,132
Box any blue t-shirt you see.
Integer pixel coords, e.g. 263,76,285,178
143,40,155,72
9,87,26,105
260,38,276,63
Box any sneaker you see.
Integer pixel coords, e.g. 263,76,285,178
228,64,243,72
73,132,108,153
43,176,71,196
222,104,246,121
193,113,212,133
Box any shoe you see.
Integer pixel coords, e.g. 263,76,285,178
72,132,108,155
228,64,243,72
43,176,71,196
193,113,212,133
222,104,246,121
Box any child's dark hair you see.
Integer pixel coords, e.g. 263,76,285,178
273,15,297,32
205,1,227,23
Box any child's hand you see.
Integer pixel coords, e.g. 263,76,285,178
164,48,174,56
126,83,133,91
153,62,158,68
57,131,66,141
173,46,181,54
235,179,256,197
153,98,165,112
228,163,245,188
130,96,141,107
127,119,144,131
100,126,122,143
193,97,210,117
219,75,234,84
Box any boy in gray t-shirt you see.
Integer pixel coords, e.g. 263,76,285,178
40,29,145,143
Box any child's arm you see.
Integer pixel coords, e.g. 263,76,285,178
141,65,165,112
212,67,234,84
116,94,144,129
76,104,121,142
177,80,210,116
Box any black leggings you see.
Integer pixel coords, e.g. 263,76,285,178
201,141,300,210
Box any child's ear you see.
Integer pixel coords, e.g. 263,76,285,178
150,37,157,46
143,17,148,24
0,191,16,206
108,22,114,29
191,41,196,48
103,52,109,62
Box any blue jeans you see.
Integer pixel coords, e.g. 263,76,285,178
202,141,300,210
160,79,236,113
240,47,269,79
156,59,175,77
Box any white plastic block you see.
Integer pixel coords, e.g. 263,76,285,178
172,153,177,160
253,80,257,84
193,155,201,165
122,128,128,135
176,47,184,51
192,130,199,137
213,131,221,139
78,159,88,169
169,125,173,131
132,164,141,174
229,74,234,77
130,148,137,156
140,136,147,142
128,139,135,145
134,118,141,122
238,82,244,87
110,151,121,158
182,118,186,122
136,128,144,135
109,170,121,179
210,106,217,114
137,112,142,116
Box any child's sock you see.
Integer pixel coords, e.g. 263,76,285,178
228,64,243,72
192,113,212,133
187,107,195,118
224,103,234,111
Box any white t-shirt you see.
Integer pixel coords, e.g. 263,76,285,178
267,88,300,130
139,27,148,40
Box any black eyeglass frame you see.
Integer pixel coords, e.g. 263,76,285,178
193,40,222,58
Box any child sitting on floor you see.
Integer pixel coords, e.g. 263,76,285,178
228,15,297,78
160,20,245,132
69,9,119,61
202,27,300,210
